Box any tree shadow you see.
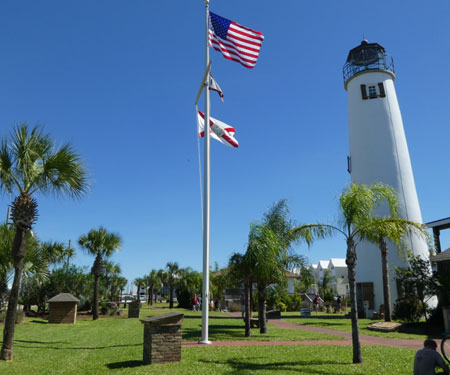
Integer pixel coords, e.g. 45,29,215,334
14,342,141,350
198,358,351,375
15,339,67,344
106,360,144,369
30,320,49,324
182,324,246,341
286,315,350,320
182,315,239,320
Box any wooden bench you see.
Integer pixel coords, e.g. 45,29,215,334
300,308,311,317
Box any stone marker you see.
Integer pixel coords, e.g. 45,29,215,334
128,300,140,318
140,312,184,364
368,321,402,332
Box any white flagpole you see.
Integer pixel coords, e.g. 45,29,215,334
199,0,211,345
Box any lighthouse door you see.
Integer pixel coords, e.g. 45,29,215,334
356,282,374,317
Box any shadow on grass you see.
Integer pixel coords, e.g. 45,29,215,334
199,358,350,375
285,315,350,320
183,324,247,341
301,322,347,328
182,315,238,320
15,339,67,344
106,360,144,369
30,320,49,324
14,341,141,350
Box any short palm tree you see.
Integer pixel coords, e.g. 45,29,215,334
0,124,88,361
115,276,128,305
145,269,160,306
166,262,179,309
228,252,253,337
246,200,302,334
134,277,145,302
291,183,399,364
78,227,122,320
104,261,121,300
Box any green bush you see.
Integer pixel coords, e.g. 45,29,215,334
0,309,25,324
393,297,423,323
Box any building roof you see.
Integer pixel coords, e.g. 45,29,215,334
426,217,450,230
329,258,347,268
311,264,318,269
48,293,80,303
318,260,329,269
431,248,450,262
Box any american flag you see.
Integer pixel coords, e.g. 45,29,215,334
208,11,264,69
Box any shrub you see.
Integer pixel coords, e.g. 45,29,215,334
393,297,423,323
0,310,25,324
100,301,120,316
276,302,287,312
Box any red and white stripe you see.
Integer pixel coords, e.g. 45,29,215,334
197,110,239,148
209,22,264,69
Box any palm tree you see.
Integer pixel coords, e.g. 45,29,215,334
228,252,253,337
104,261,121,301
115,276,128,305
64,241,75,271
246,200,302,334
134,277,145,302
166,262,179,309
291,183,400,364
0,124,88,361
145,269,160,306
78,227,122,320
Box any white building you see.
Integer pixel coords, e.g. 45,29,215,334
309,258,349,297
328,258,349,297
317,260,329,285
344,41,429,316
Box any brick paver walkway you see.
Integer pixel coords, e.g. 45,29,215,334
183,316,443,353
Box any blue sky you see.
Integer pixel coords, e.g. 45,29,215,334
1,1,449,288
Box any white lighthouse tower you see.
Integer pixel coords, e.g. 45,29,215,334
343,41,429,316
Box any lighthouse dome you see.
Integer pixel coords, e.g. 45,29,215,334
343,40,394,85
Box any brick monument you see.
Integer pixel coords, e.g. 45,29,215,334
140,312,184,364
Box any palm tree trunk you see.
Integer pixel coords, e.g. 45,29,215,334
93,274,100,320
249,284,253,318
136,284,141,302
1,228,27,361
379,238,392,322
244,281,251,337
347,238,362,364
257,284,267,334
149,287,154,306
169,285,173,309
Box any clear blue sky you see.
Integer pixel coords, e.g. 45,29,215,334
1,0,449,287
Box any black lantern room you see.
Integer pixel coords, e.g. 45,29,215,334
343,40,394,84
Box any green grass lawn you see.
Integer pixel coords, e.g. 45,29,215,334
0,306,425,374
140,305,342,341
281,311,430,339
0,311,416,374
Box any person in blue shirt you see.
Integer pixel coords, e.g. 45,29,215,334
414,339,449,375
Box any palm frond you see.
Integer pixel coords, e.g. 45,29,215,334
290,223,341,246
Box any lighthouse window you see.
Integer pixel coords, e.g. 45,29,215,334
368,85,377,98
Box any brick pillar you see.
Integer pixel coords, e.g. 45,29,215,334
140,312,184,365
128,301,140,318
